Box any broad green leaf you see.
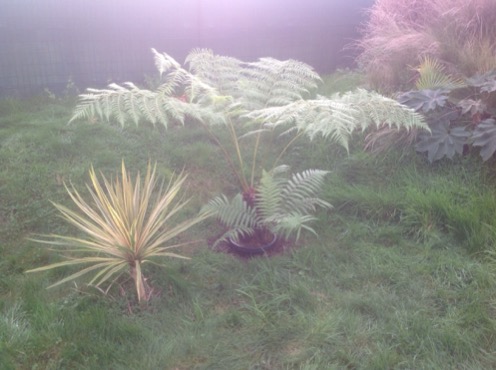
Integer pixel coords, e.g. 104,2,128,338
472,119,496,161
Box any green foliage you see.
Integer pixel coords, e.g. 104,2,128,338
397,59,496,162
415,118,470,163
472,118,496,161
69,49,425,243
202,166,331,245
466,70,496,93
26,162,207,302
398,89,450,113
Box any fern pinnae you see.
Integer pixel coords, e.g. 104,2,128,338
152,48,181,76
256,170,283,221
123,88,141,125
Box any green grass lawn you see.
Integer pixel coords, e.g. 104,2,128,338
1,92,496,369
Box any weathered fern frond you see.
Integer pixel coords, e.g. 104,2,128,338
70,50,220,126
185,49,320,112
414,57,466,90
186,48,243,97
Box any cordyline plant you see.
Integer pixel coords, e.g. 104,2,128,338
69,48,426,244
26,162,208,302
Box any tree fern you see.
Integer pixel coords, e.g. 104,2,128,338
68,48,428,243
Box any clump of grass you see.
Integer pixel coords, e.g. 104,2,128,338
325,150,496,253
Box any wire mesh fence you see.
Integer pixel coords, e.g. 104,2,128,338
0,0,371,98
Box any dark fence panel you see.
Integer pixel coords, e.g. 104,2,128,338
0,0,373,97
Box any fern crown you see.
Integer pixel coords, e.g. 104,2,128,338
201,166,332,245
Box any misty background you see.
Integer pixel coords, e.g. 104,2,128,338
0,0,373,97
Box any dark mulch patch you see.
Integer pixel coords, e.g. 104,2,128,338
207,234,295,259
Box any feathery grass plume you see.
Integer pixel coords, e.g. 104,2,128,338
26,162,208,303
356,0,496,91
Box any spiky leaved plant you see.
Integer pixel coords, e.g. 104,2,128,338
69,49,427,243
26,162,208,302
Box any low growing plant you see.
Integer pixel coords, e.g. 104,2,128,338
202,166,332,246
69,49,426,245
397,60,496,162
26,162,208,302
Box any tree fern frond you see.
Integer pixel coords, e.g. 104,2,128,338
186,49,243,95
271,213,318,241
202,194,258,231
247,99,357,151
256,170,284,221
249,89,428,152
152,48,181,76
280,169,331,214
240,58,320,109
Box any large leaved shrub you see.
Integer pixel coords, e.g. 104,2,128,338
397,62,496,162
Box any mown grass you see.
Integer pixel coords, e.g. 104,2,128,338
2,87,496,369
